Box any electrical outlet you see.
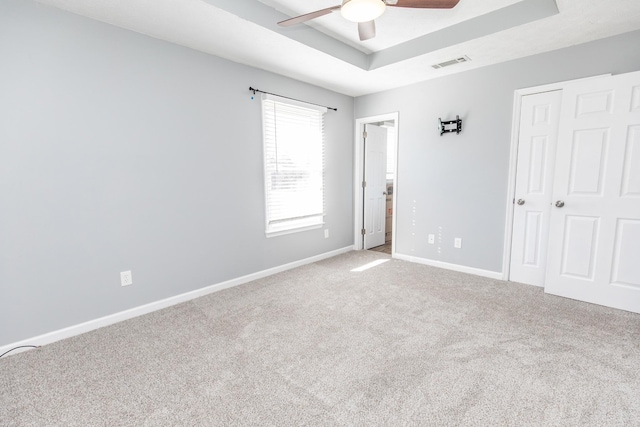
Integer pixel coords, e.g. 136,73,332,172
324,229,329,239
428,234,435,244
120,270,133,287
454,238,462,249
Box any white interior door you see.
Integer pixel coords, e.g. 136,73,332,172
510,90,562,286
364,124,387,249
545,71,640,313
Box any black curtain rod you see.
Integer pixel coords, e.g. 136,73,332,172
249,87,337,112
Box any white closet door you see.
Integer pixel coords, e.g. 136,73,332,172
545,71,640,313
510,90,562,286
364,124,387,249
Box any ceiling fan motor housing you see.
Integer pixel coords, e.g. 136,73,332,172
341,0,387,22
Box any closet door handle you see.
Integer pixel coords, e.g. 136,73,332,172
555,200,565,208
516,199,525,205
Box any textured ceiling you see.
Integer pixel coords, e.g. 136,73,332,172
34,0,640,96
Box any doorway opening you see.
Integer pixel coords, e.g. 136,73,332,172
354,113,399,255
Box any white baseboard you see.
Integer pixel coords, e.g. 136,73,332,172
0,246,354,358
393,253,503,280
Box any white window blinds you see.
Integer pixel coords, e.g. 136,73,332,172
261,94,326,236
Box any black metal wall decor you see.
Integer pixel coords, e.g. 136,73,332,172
439,115,462,136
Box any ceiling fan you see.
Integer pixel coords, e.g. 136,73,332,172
277,0,460,41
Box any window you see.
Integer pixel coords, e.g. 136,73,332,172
261,94,326,236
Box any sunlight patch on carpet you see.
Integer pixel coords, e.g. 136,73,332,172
351,259,389,272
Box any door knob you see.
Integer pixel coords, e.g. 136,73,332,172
383,191,388,195
555,200,565,208
516,199,525,205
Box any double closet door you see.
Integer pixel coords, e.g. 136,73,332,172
510,71,640,314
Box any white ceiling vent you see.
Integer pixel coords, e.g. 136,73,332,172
432,56,471,70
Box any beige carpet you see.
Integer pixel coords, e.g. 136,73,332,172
2,250,639,426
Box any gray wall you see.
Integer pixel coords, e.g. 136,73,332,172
0,0,354,346
355,30,640,273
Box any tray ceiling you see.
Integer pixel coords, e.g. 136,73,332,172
34,0,640,96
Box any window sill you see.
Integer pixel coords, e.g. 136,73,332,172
266,222,324,238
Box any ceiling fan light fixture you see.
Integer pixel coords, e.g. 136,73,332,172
341,0,386,23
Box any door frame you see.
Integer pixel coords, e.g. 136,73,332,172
501,75,610,281
354,112,399,253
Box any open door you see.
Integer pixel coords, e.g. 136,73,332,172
363,124,387,249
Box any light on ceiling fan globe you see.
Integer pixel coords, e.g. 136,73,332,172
341,0,386,23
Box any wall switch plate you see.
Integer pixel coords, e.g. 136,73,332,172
428,234,435,244
324,229,329,239
454,238,462,249
120,270,133,287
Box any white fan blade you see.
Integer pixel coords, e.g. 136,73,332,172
358,20,376,41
